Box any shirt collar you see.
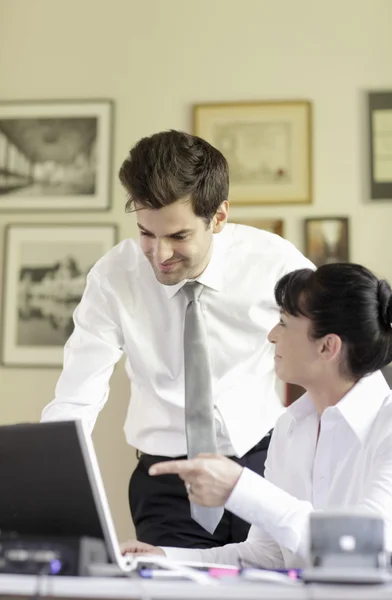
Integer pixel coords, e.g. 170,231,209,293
287,392,316,422
160,228,228,299
329,370,391,441
287,370,391,442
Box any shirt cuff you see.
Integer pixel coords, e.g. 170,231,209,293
225,467,312,556
225,467,267,523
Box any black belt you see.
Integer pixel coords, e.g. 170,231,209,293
137,429,273,467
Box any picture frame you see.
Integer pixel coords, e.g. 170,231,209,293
229,217,284,237
304,217,349,267
193,100,312,205
0,99,113,211
368,91,392,200
1,224,118,367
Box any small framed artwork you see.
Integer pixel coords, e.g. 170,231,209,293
1,224,118,367
0,99,113,211
230,217,284,237
304,217,349,267
368,91,392,200
193,100,312,205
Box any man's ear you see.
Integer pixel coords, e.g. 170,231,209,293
319,333,342,363
212,201,229,233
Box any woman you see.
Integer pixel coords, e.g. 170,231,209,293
123,263,392,568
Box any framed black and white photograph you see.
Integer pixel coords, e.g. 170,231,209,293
1,224,118,367
0,100,113,211
368,91,392,200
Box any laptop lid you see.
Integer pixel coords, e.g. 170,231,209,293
0,420,132,570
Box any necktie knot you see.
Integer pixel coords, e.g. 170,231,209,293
181,281,204,303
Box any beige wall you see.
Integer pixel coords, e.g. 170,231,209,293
0,0,391,540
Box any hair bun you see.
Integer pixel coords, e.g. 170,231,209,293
378,279,392,329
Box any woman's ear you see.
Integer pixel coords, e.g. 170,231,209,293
319,333,342,363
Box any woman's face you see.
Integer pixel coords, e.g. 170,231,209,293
268,311,325,387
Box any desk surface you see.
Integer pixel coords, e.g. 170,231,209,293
2,574,392,600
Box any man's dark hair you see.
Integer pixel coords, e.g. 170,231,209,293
274,263,392,380
119,130,229,224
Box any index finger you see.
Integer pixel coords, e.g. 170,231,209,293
149,459,200,477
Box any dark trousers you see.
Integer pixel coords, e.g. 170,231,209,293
128,431,272,548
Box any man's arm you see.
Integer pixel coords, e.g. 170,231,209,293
41,270,124,433
162,525,285,568
121,526,285,569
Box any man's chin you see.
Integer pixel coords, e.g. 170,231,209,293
153,269,186,286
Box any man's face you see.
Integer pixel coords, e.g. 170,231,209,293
135,198,216,285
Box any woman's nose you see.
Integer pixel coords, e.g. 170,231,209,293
268,323,278,344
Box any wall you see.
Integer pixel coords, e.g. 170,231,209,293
0,0,391,540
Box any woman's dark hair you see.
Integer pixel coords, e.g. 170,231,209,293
119,130,229,224
274,263,392,379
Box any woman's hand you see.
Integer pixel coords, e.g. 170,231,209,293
149,453,243,506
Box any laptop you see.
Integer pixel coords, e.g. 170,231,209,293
0,420,133,572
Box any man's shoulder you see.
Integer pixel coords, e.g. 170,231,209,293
227,222,298,256
225,222,313,273
90,238,144,278
227,222,287,247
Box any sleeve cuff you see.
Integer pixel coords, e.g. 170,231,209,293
225,466,267,523
225,467,312,557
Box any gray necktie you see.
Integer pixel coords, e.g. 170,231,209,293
182,282,224,533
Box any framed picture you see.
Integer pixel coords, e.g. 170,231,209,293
304,217,349,267
1,224,118,367
368,91,392,200
193,100,312,205
0,100,113,211
229,217,284,237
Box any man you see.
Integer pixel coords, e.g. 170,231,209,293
41,130,313,548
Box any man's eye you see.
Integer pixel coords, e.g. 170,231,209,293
279,319,286,327
172,235,187,241
140,231,153,237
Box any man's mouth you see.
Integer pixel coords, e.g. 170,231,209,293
157,260,182,272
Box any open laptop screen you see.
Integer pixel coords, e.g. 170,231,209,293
0,420,128,568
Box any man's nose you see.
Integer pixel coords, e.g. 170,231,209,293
154,240,174,263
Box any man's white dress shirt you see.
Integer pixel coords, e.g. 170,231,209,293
41,223,312,458
164,371,392,567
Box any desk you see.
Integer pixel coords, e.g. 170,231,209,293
1,574,392,600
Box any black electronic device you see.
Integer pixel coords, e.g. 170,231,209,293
0,421,133,574
0,534,107,576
